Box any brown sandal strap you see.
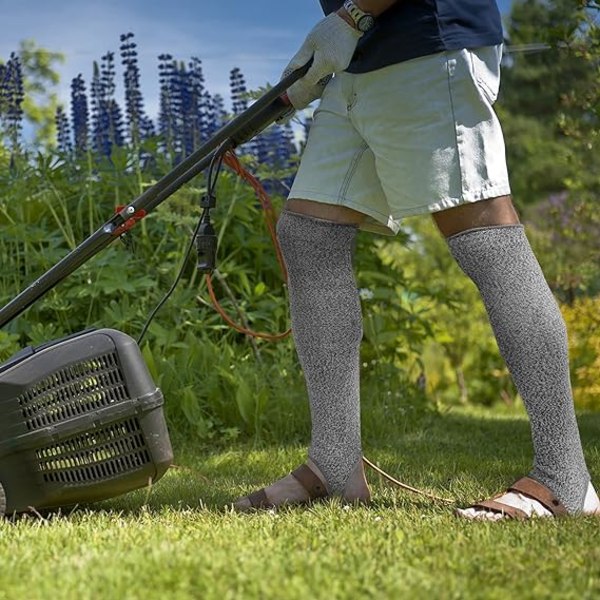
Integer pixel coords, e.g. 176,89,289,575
471,499,528,520
246,488,273,509
290,464,328,500
508,477,568,516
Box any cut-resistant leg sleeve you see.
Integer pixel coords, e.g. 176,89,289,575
448,224,590,512
276,210,363,494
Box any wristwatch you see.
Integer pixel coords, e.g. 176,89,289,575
342,0,376,32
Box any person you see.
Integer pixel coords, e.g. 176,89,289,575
234,0,600,519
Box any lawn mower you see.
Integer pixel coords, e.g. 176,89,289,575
0,63,310,518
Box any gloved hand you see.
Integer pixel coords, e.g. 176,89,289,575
280,69,331,119
283,12,362,110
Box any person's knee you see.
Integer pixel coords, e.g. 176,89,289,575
432,195,520,238
285,198,367,225
275,209,359,276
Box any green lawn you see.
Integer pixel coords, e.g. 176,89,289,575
1,406,599,600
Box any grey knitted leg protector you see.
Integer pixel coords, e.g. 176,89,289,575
276,210,363,494
447,225,590,512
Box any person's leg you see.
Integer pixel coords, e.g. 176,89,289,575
433,196,592,514
280,201,368,494
234,200,370,510
234,70,395,510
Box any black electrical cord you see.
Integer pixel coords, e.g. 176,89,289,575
137,146,226,345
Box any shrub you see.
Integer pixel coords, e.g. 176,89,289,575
561,296,600,411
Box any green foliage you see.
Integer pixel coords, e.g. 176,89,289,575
496,105,572,203
497,0,600,304
561,296,600,410
361,215,599,412
360,217,516,408
140,327,310,443
3,0,600,447
0,150,294,437
498,0,599,206
525,197,600,302
499,0,600,300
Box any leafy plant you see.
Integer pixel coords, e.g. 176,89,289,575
561,296,600,411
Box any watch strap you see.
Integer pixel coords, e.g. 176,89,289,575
342,0,375,31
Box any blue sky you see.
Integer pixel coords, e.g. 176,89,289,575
0,0,512,118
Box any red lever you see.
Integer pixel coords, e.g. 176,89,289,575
113,205,147,237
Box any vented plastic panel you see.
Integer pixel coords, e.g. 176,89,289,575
17,352,129,431
36,418,151,485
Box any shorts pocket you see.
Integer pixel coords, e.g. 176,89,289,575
468,45,502,105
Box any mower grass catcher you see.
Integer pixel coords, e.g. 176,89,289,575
0,329,172,515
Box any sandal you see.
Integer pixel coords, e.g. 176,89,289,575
456,476,600,521
233,458,370,512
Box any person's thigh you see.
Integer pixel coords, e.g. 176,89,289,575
431,194,520,237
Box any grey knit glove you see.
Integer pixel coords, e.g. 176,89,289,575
284,12,361,110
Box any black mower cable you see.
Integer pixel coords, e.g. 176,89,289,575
137,147,226,345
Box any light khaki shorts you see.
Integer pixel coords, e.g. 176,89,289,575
289,45,511,236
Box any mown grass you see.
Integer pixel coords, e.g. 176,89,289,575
1,405,599,600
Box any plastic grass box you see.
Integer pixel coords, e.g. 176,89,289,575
0,329,173,516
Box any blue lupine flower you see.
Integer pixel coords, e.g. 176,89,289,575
158,53,177,159
205,93,226,139
168,62,186,161
229,67,248,115
91,60,111,156
103,52,125,150
176,64,195,156
91,53,125,157
55,105,73,155
0,52,25,154
159,57,207,162
109,98,126,148
70,74,89,153
230,67,254,155
140,115,156,139
120,32,149,145
188,57,205,147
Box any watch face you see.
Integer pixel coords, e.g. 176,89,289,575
357,14,375,32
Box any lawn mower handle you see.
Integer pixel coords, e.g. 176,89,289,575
0,61,312,329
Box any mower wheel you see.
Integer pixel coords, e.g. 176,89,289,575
0,482,5,517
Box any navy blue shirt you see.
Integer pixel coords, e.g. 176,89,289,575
320,0,503,73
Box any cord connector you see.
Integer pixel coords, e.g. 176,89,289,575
196,219,218,273
200,193,217,209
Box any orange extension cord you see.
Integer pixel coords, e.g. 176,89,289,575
205,149,454,505
204,150,290,342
